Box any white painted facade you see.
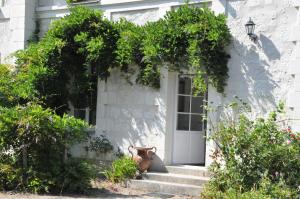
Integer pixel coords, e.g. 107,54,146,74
1,0,300,170
0,0,36,63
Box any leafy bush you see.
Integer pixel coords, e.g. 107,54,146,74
0,102,93,193
0,64,35,107
58,159,95,193
201,101,300,198
89,135,113,153
202,173,297,198
105,157,137,183
202,182,297,199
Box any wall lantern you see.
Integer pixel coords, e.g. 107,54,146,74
245,18,257,42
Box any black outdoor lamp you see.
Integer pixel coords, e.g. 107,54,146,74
245,18,257,42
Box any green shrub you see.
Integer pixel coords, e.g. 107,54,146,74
0,64,94,194
89,135,114,153
0,163,22,191
0,103,93,193
201,100,300,198
202,175,298,199
0,64,33,107
105,157,137,183
58,159,95,193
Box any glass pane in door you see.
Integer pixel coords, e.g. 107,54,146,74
178,96,191,113
177,114,190,130
190,114,202,131
178,77,191,95
191,97,203,114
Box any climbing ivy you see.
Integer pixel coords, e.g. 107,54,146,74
16,6,118,114
15,5,230,114
136,5,231,93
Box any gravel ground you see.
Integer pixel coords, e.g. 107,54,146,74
0,181,196,199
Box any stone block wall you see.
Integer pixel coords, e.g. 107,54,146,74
0,0,36,64
215,0,298,121
287,1,300,130
206,0,300,165
96,68,169,170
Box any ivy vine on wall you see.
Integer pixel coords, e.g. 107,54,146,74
16,5,231,114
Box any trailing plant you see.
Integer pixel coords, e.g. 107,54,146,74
104,156,137,183
139,5,231,93
89,135,114,153
201,100,300,198
15,6,118,115
15,5,230,117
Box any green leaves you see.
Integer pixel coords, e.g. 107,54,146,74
15,5,230,113
205,102,300,197
0,103,90,193
104,156,137,183
89,135,114,153
68,6,227,100
135,5,230,93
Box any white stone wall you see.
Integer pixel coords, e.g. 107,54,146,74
0,0,36,64
287,1,300,131
111,8,160,25
96,68,170,170
205,0,300,166
208,0,298,123
220,0,296,115
102,8,167,170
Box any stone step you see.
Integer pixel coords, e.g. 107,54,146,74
128,179,203,197
142,172,209,186
165,165,210,177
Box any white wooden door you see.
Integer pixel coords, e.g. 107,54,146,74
172,75,206,165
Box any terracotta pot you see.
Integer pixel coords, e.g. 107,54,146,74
128,145,157,173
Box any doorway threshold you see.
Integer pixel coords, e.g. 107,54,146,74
164,165,210,177
171,163,205,167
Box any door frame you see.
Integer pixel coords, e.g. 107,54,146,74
171,74,207,165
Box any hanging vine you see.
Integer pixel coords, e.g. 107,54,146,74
15,5,231,114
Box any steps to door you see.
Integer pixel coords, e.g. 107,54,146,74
128,165,210,197
165,165,211,177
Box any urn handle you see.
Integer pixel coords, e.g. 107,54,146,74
151,146,157,154
128,145,134,159
147,147,157,160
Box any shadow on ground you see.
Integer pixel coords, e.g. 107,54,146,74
34,188,178,199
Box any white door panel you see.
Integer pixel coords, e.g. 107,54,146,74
173,131,189,164
190,131,205,164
